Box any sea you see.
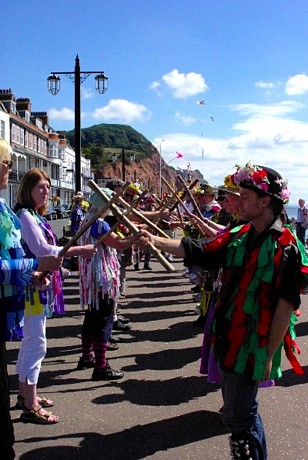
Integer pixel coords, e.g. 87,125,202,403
285,205,298,221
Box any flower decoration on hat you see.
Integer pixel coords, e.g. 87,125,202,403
233,161,290,203
224,174,240,193
127,182,141,195
195,181,215,195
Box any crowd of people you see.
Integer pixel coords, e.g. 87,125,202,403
1,139,307,460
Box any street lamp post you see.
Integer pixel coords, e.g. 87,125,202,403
47,55,108,194
159,139,165,198
121,147,126,181
112,150,135,181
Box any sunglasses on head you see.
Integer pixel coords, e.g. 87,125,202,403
2,160,13,169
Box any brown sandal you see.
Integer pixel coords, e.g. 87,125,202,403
20,406,59,424
16,395,54,410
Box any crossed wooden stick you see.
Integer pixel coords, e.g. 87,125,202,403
87,180,175,272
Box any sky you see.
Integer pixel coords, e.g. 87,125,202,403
1,0,308,205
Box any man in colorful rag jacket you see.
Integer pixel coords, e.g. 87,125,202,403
138,162,308,460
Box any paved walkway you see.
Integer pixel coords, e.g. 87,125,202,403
7,257,308,460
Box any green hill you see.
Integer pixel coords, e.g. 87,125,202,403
60,123,154,168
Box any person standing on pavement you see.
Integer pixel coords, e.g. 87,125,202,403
105,179,132,332
195,182,221,219
14,168,96,424
138,162,307,460
295,198,308,245
70,191,85,235
0,140,62,459
77,187,139,381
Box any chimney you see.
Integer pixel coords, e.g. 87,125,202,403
16,98,32,118
31,111,49,125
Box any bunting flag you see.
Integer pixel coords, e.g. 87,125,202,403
176,151,184,158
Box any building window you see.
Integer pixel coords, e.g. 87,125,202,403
36,119,43,130
29,133,33,150
25,131,28,148
16,126,20,144
11,124,16,142
20,128,24,146
33,136,37,152
49,144,58,158
0,120,5,139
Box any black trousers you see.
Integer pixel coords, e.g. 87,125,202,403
296,223,306,245
82,295,114,342
0,342,15,460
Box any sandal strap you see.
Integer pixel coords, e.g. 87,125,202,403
39,396,53,407
21,405,57,424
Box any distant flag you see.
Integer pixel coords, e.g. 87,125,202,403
196,101,214,122
167,152,184,165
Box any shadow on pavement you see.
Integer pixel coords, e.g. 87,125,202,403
19,410,227,460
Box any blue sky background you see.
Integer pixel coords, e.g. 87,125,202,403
1,0,308,204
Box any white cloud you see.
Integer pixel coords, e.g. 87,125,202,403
81,87,94,100
48,107,75,122
149,81,160,90
285,74,308,95
231,101,302,118
92,99,151,123
154,100,308,203
255,81,275,90
161,69,209,98
174,111,196,126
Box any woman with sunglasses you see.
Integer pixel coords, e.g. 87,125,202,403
14,168,96,425
0,140,62,459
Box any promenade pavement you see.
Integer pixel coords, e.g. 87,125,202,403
6,255,308,460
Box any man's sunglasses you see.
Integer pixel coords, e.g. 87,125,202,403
2,160,13,169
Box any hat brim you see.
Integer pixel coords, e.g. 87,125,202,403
218,185,240,196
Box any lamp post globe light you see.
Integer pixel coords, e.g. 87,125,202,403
47,55,108,194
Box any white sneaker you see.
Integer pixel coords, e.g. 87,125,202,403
194,304,201,314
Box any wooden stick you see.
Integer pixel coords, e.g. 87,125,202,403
151,189,180,224
88,180,175,272
168,178,199,212
38,184,130,280
161,177,180,223
175,193,207,237
116,195,171,239
161,177,185,228
177,175,203,219
95,189,149,246
58,182,131,256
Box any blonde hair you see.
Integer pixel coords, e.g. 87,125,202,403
17,168,51,215
0,139,12,162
